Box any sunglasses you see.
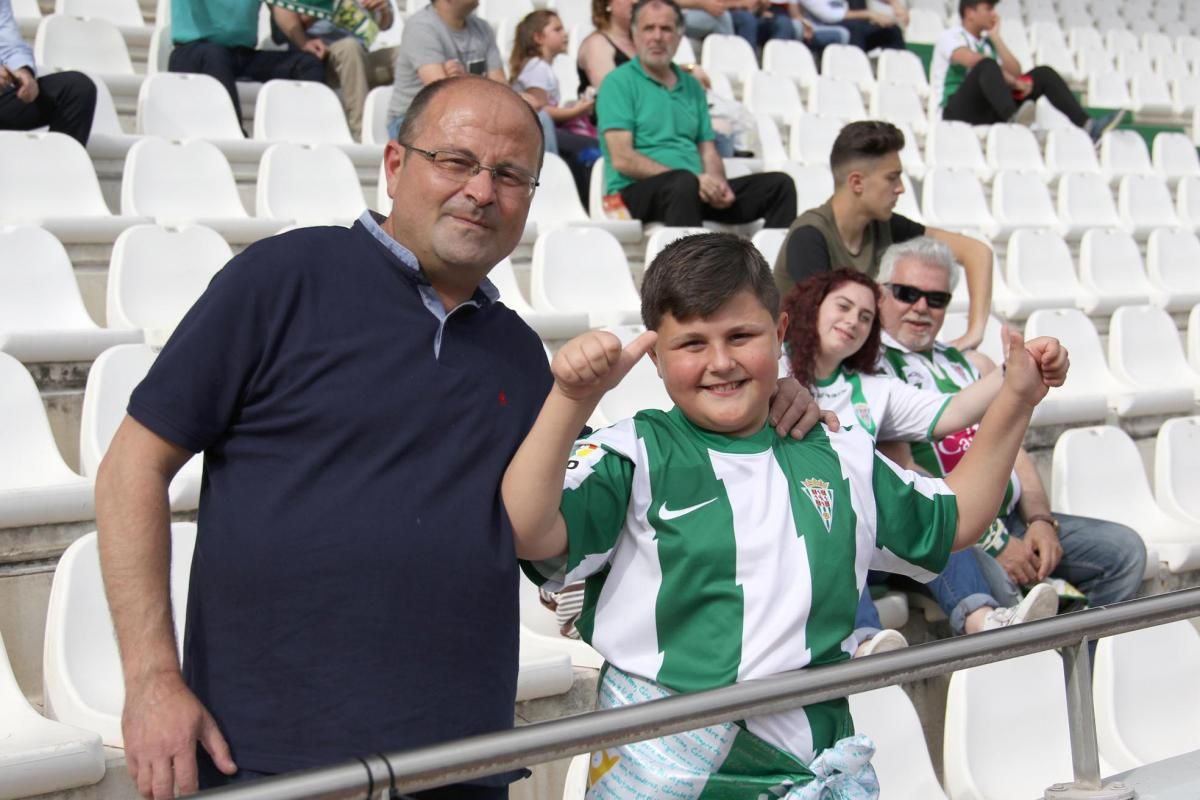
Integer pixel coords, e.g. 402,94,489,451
884,282,952,310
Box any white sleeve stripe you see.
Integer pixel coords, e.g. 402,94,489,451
876,449,955,501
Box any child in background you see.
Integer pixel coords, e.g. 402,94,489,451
509,9,600,205
503,232,1069,797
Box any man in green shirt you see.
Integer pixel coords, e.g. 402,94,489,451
597,0,796,228
169,0,325,127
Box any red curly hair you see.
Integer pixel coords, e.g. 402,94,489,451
783,269,883,388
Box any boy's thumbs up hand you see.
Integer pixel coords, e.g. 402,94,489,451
552,330,658,402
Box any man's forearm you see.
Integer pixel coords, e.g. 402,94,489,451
271,7,312,49
931,228,993,347
1013,447,1052,518
611,148,673,181
990,35,1022,77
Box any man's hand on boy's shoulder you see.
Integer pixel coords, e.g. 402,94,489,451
769,378,839,439
552,330,658,403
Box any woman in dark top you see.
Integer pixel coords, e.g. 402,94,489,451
576,0,635,96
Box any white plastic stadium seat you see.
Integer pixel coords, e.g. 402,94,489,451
0,351,95,528
33,15,141,98
870,82,928,137
1023,310,1114,426
810,75,867,120
1192,305,1200,373
985,124,1047,180
79,344,204,510
1099,129,1154,185
1094,621,1200,773
1145,228,1200,311
938,313,1006,367
990,169,1060,240
528,153,642,243
531,228,641,328
743,70,804,126
1077,228,1156,314
925,120,990,181
590,325,673,427
755,113,790,169
762,39,818,97
1152,131,1200,187
1156,416,1200,524
849,686,949,800
105,224,229,347
820,44,875,94
57,0,144,27
1057,172,1122,240
0,630,104,800
944,652,1077,800
0,226,142,363
1117,173,1182,239
1044,126,1102,178
562,752,589,800
360,85,392,145
895,122,927,180
1108,304,1199,416
121,138,289,243
136,72,268,164
82,69,140,161
779,163,834,220
789,114,843,166
1178,175,1200,230
1053,426,1200,573
252,79,382,164
256,143,365,226
996,229,1083,320
903,7,944,44
921,168,996,236
877,48,930,98
43,527,197,746
517,572,602,670
1130,68,1174,116
488,258,589,340
895,173,923,223
0,131,150,243
699,34,757,92
751,228,788,267
1087,69,1133,112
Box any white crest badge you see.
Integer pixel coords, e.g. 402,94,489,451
801,478,835,532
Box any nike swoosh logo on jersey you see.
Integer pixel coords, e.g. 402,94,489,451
658,498,718,520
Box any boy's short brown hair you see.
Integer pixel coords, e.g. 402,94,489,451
641,232,780,330
829,120,906,183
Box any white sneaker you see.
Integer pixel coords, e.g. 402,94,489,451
854,629,908,658
981,583,1059,631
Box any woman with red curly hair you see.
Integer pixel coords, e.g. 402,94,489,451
783,269,1058,652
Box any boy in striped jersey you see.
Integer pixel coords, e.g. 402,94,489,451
504,233,1068,798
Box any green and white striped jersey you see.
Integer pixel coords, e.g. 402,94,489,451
877,331,1020,520
522,407,956,764
809,366,951,442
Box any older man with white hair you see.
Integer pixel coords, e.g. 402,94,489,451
874,236,1147,614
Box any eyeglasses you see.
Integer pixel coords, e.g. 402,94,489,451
401,143,539,197
883,282,953,309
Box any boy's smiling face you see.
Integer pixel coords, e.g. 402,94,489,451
649,290,788,438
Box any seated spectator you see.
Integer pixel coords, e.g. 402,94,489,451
678,0,734,44
598,0,796,227
725,0,799,52
169,0,325,128
932,0,1122,138
387,0,505,140
775,120,993,351
874,237,1148,617
842,0,907,51
0,0,95,144
577,0,636,99
781,267,1059,654
772,0,850,62
270,0,398,141
510,10,600,203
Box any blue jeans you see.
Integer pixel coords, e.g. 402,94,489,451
537,110,559,155
979,511,1147,609
854,548,999,640
683,8,734,38
729,9,759,50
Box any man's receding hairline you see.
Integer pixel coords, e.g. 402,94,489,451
406,79,545,169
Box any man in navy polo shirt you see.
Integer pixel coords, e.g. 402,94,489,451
96,77,553,799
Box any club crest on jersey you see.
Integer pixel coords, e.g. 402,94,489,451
853,402,872,429
901,366,927,389
801,478,834,532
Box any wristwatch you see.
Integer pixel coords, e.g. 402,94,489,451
1027,513,1060,533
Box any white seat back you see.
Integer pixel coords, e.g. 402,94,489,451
921,167,994,232
1152,131,1200,183
751,228,788,267
700,34,758,84
986,123,1046,176
1001,229,1082,316
256,143,365,225
34,14,133,74
253,79,354,144
1117,173,1182,237
1100,128,1153,182
121,138,248,220
1145,228,1200,310
0,131,113,221
137,72,245,139
944,652,1075,800
762,39,818,91
788,114,843,166
0,350,81,489
1045,125,1101,176
1178,174,1200,228
531,228,638,320
360,85,392,145
820,44,875,93
1023,309,1114,425
57,0,144,26
1078,228,1155,313
78,344,158,478
0,226,102,339
849,686,948,800
43,526,197,747
810,75,866,120
1155,416,1200,523
779,163,834,219
1057,172,1121,238
105,224,230,335
925,120,989,180
529,152,590,228
876,48,930,96
743,71,804,122
992,169,1059,232
870,82,927,134
643,227,708,268
1108,304,1199,397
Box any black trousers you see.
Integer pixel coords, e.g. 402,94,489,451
168,41,325,126
0,70,96,144
841,19,906,51
943,60,1089,127
620,169,797,228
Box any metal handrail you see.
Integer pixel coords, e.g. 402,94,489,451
200,587,1200,799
